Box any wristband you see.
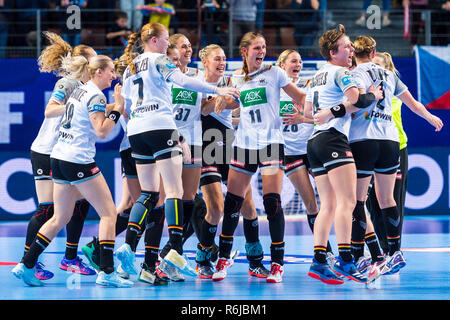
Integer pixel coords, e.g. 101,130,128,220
108,111,120,123
330,104,346,118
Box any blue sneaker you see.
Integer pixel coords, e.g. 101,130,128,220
332,256,368,283
308,259,345,285
163,249,197,277
116,243,138,275
382,251,406,275
12,263,43,287
96,271,133,287
35,262,54,280
59,256,96,275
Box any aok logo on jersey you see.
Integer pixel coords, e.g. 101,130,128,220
172,88,198,106
279,101,295,116
241,87,267,107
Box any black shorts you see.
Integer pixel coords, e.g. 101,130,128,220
307,128,355,177
128,129,183,165
230,143,285,175
184,145,203,168
30,150,52,180
284,154,310,177
51,158,101,185
350,139,400,178
200,115,234,186
120,148,138,178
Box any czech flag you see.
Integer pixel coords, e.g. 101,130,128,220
414,46,450,109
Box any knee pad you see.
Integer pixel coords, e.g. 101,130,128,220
33,203,54,224
138,191,160,211
73,199,90,220
224,192,244,216
263,193,283,219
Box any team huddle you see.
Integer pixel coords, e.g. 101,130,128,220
11,22,443,288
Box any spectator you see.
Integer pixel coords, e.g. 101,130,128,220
137,0,176,29
60,0,88,47
229,0,262,51
0,0,12,58
14,0,50,47
290,0,320,57
255,0,265,32
106,11,132,58
201,0,228,47
433,1,450,45
355,0,392,27
120,0,145,32
402,0,430,45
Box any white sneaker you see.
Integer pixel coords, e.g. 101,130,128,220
212,258,234,282
115,243,138,275
355,256,372,273
138,264,169,285
326,252,337,268
96,271,133,287
382,15,391,27
355,15,366,26
159,259,185,282
163,249,197,277
12,263,43,287
117,263,130,279
367,258,387,283
266,262,284,283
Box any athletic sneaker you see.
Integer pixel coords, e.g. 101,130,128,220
81,237,100,272
212,258,234,282
355,256,371,273
59,256,96,275
197,262,215,279
266,262,284,283
12,263,43,287
332,256,368,283
163,249,197,277
95,271,133,287
115,243,138,275
248,262,270,278
138,263,168,286
355,15,366,26
308,259,345,285
117,263,130,279
326,252,337,268
158,259,185,282
367,258,387,283
383,251,406,275
35,262,54,280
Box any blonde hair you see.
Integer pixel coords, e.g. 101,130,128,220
239,31,265,81
198,44,223,62
61,55,89,80
124,22,167,74
375,52,399,76
114,52,138,79
166,44,178,56
169,33,189,47
38,32,93,77
353,35,376,59
318,24,347,61
276,49,300,68
88,55,113,78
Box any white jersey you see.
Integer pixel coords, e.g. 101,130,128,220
349,62,408,143
280,78,314,155
306,63,357,139
121,51,179,136
232,65,291,150
172,67,203,146
51,81,107,164
31,77,82,155
206,75,234,129
119,116,131,152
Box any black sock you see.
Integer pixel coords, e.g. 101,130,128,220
314,245,327,264
338,243,353,262
199,219,218,248
116,207,131,236
351,200,366,262
65,199,89,260
182,199,195,234
22,233,51,269
144,205,165,269
219,192,243,259
307,213,333,253
381,206,401,255
263,193,285,265
24,203,54,255
243,218,259,243
365,232,384,262
99,240,115,274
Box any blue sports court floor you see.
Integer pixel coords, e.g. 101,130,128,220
1,215,449,303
